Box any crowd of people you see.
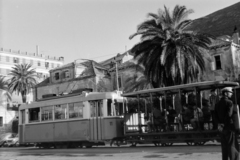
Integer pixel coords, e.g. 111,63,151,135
143,87,239,160
144,89,222,132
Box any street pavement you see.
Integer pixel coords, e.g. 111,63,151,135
0,142,224,160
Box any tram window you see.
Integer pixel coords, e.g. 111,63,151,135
41,106,53,121
90,101,103,117
107,99,124,116
115,100,124,116
29,108,40,122
69,102,83,118
107,99,112,116
0,117,3,127
55,104,67,120
21,110,25,124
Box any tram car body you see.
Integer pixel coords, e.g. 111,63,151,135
112,81,240,147
18,91,125,148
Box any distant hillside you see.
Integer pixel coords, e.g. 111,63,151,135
186,2,240,37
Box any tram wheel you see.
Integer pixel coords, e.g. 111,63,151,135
153,142,160,146
198,141,205,146
86,145,92,148
115,141,121,147
165,143,173,146
162,143,173,146
130,142,137,147
186,142,194,146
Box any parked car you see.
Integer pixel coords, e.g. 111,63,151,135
3,134,19,147
0,133,18,147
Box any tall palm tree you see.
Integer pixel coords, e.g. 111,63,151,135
0,76,9,91
0,75,11,102
129,5,212,87
123,64,153,93
8,64,38,103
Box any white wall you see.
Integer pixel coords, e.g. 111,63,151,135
0,90,17,126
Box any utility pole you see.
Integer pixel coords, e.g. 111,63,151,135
113,57,119,91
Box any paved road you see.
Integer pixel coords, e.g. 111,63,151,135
0,143,223,160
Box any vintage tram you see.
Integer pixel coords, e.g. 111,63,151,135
18,91,126,148
19,81,239,148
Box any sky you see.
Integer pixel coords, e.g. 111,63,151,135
1,0,240,64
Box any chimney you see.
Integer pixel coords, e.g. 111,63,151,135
36,45,39,55
232,26,239,44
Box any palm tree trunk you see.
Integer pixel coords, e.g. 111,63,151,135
21,91,27,103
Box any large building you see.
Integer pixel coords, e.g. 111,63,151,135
0,46,64,81
0,46,64,128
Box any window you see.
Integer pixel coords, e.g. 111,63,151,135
51,63,54,68
107,99,123,116
37,73,43,78
55,104,67,120
69,102,84,118
0,117,2,127
215,55,222,70
107,99,113,116
6,56,9,62
45,62,49,68
55,72,60,80
38,61,41,66
57,64,60,67
29,108,40,122
21,110,25,124
41,106,53,121
0,55,1,61
63,70,70,79
30,59,33,65
90,101,103,117
13,57,19,63
22,58,26,64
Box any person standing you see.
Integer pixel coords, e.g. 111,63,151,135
190,102,203,130
210,89,218,130
215,87,239,160
167,105,177,123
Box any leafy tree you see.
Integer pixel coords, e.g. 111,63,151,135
129,5,212,87
8,64,38,103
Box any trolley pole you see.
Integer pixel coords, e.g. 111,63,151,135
112,57,119,91
115,61,119,91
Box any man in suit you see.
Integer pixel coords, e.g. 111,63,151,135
215,87,239,160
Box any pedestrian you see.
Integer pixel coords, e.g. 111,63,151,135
209,89,218,130
215,87,239,160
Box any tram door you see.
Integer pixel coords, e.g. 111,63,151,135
89,100,103,141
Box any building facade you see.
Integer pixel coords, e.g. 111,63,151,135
0,47,64,128
35,60,112,101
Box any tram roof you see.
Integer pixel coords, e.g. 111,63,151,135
122,81,239,98
20,91,124,110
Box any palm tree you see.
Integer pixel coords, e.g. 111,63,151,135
0,76,9,91
0,75,11,102
8,64,38,103
123,64,153,93
129,5,212,87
